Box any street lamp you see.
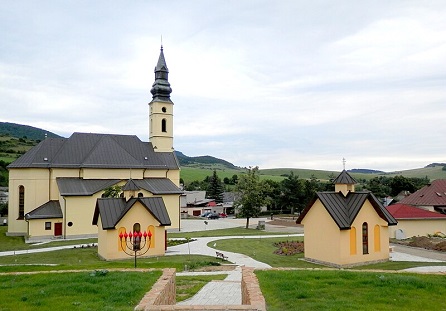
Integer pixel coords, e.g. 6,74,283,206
118,230,152,268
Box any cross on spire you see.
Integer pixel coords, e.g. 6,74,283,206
342,158,346,170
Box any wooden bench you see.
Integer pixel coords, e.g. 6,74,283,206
216,251,228,261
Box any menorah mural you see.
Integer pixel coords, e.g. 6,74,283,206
119,229,153,268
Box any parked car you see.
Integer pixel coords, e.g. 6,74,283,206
200,211,211,217
219,213,227,218
207,213,220,219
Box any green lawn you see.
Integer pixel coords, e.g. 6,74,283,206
0,226,99,252
0,270,161,311
256,270,446,311
208,236,320,268
0,247,221,273
209,236,446,270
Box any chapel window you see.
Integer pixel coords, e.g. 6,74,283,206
162,119,167,132
133,223,141,251
362,222,369,254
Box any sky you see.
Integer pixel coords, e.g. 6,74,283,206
1,1,445,172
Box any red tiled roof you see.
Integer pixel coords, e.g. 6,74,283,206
399,179,446,206
386,203,446,219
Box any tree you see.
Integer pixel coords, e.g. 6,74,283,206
389,175,416,197
364,176,392,198
234,167,269,229
303,175,320,208
207,170,224,203
0,202,8,216
280,172,305,214
102,185,122,198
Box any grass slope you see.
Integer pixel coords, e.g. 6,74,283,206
257,270,446,311
0,271,161,311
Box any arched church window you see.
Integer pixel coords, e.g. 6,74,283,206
138,192,143,198
18,185,25,219
162,119,167,132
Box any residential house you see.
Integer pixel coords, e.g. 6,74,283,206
399,179,446,214
386,203,446,239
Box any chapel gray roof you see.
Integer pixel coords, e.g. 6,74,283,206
25,200,63,220
8,132,179,170
57,178,120,196
297,191,397,229
333,170,357,185
122,179,140,191
93,197,171,229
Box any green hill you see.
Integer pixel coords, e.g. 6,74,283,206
2,122,446,188
0,122,62,141
259,165,446,182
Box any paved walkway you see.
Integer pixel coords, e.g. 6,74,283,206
177,266,243,305
2,221,446,307
166,234,304,268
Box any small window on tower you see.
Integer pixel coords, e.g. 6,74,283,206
162,119,167,132
162,107,167,113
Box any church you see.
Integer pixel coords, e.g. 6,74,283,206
7,47,182,242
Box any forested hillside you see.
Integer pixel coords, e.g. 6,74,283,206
0,122,61,141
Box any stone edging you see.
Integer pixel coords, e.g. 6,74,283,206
135,267,266,311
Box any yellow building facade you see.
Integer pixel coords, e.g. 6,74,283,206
7,47,182,244
297,170,397,267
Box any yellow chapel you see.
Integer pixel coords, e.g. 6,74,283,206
297,170,397,267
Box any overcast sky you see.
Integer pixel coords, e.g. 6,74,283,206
1,1,445,172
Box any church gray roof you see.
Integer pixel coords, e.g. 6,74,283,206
8,132,179,170
93,197,171,229
297,191,397,229
57,178,121,196
57,177,182,196
25,200,63,220
133,178,183,194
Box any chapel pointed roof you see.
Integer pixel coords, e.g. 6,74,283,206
333,170,357,185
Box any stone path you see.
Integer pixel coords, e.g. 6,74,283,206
177,266,242,305
2,220,446,307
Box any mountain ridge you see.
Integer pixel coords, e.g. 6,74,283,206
1,122,444,174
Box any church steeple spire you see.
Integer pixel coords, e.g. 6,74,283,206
149,46,174,152
150,46,172,102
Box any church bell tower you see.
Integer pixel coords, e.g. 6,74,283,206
149,46,174,152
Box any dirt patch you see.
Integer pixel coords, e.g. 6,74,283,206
394,236,446,252
434,241,446,252
268,219,303,227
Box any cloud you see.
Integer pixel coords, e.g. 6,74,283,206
1,1,446,172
